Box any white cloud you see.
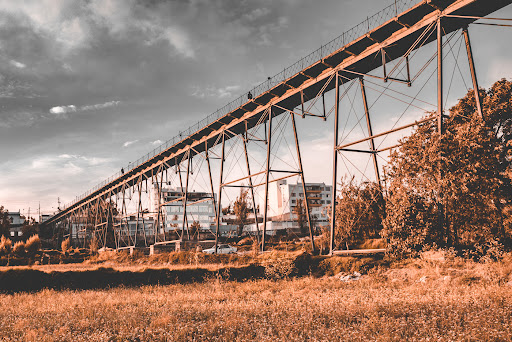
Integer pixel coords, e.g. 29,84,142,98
9,60,26,69
88,0,195,58
191,84,241,99
49,101,120,116
81,100,121,111
0,153,115,213
243,8,271,22
151,139,163,145
123,140,138,147
162,27,195,58
49,105,77,114
0,0,90,53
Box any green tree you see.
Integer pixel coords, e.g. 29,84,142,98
382,79,512,255
293,199,308,236
21,217,39,238
333,178,385,249
233,190,250,237
0,206,11,238
190,220,201,240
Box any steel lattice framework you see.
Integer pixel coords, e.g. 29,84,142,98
44,0,512,254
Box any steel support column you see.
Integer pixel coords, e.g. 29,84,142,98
181,151,192,240
205,141,218,222
330,71,340,255
381,48,387,81
261,108,273,252
462,26,484,119
359,77,381,186
437,18,444,133
437,17,445,241
215,133,226,254
242,122,261,242
290,111,316,253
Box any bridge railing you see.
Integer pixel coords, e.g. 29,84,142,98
63,0,418,210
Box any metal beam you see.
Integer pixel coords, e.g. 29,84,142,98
215,133,226,254
330,71,340,255
462,26,484,119
290,111,316,253
359,77,381,186
261,107,273,252
242,122,261,242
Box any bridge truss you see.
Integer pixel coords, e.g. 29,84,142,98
44,0,512,254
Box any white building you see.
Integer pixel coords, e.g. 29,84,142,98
7,211,25,237
260,180,332,229
155,185,216,232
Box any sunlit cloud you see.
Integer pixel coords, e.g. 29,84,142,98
9,60,26,69
49,105,77,114
123,140,139,147
191,85,241,99
151,139,163,146
49,101,120,116
81,100,121,112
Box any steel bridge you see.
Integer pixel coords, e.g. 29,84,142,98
44,0,512,254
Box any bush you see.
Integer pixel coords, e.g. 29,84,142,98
61,238,71,254
12,241,25,256
263,258,296,280
0,235,12,256
25,234,41,257
383,80,512,255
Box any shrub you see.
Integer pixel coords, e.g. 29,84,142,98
25,234,41,257
61,238,71,254
12,241,25,256
263,258,296,280
383,80,512,254
0,235,12,256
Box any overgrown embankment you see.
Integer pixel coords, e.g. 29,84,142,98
0,250,387,293
2,250,511,293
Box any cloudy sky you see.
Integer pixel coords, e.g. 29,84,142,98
0,0,511,217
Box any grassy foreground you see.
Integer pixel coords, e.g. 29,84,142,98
1,256,512,341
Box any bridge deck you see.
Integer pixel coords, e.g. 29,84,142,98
46,0,512,225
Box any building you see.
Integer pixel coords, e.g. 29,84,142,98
119,216,155,237
7,211,25,238
260,180,332,230
40,214,51,223
154,185,216,232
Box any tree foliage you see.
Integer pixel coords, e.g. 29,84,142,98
382,79,512,255
293,198,308,236
233,190,250,237
333,178,385,248
190,220,201,240
22,217,39,238
0,206,11,238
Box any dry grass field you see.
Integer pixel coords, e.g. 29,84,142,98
1,254,512,341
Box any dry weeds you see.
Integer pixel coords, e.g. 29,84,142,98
1,257,511,341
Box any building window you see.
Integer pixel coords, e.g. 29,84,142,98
327,200,331,204
291,199,295,204
291,193,296,197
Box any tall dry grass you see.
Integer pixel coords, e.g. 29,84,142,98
1,258,511,341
